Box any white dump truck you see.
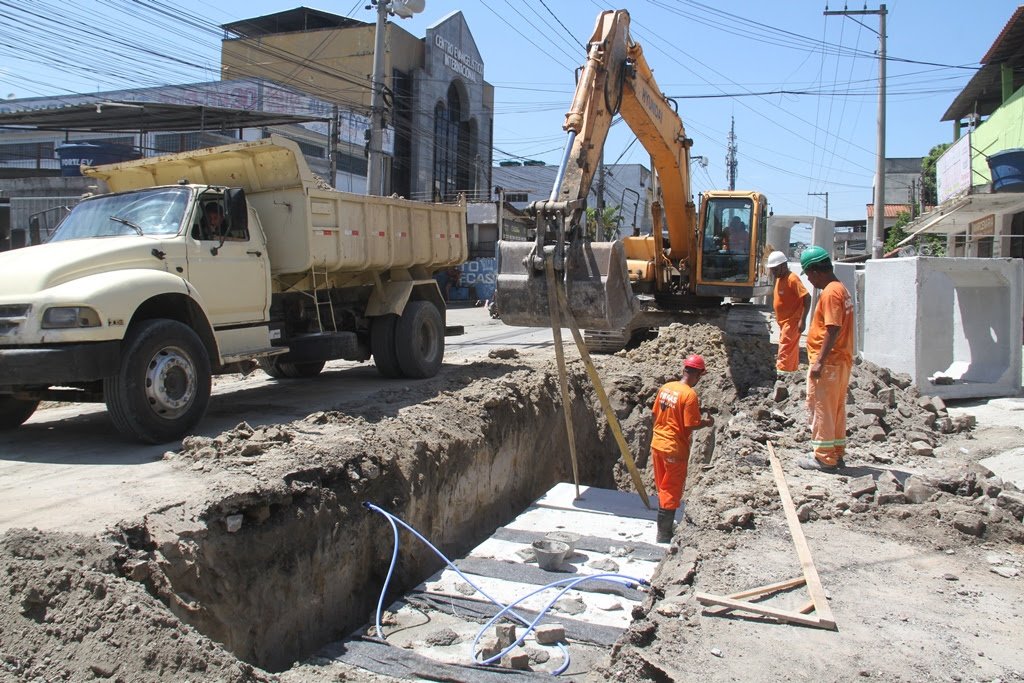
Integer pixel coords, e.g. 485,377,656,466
0,135,466,443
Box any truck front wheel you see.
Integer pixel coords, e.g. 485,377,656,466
104,320,212,444
0,396,40,430
395,301,444,378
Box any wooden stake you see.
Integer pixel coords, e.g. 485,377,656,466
544,259,580,500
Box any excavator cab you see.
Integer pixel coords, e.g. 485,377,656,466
695,191,770,299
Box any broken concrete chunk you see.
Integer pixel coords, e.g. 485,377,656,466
890,372,912,389
772,382,789,402
991,566,1020,579
501,652,530,670
877,387,896,407
918,396,938,413
910,441,934,457
936,417,955,434
952,512,986,537
996,491,1024,521
656,601,684,618
534,624,565,645
587,558,620,572
717,506,754,531
594,595,624,611
848,475,877,498
477,637,501,660
796,503,817,523
861,402,886,416
552,596,586,615
496,624,517,648
905,431,934,447
866,426,887,442
982,476,1003,499
903,477,939,504
804,487,827,501
877,470,901,491
224,514,243,533
877,491,907,505
424,627,460,647
931,396,947,413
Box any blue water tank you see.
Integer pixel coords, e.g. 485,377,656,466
56,142,142,176
988,148,1024,193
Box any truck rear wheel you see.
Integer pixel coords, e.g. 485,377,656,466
104,319,211,444
0,396,40,430
395,301,444,378
371,314,403,378
258,357,325,379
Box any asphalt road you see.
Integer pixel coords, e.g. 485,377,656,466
0,307,557,534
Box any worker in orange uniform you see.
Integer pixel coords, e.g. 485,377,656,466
766,250,811,374
650,354,715,543
797,246,854,472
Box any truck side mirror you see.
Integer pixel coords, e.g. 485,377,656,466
225,188,248,236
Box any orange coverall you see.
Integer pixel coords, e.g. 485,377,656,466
772,271,809,373
650,381,702,510
805,281,855,466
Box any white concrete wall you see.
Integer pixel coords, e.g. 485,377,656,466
863,257,1023,399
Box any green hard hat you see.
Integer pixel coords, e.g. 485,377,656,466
800,245,830,271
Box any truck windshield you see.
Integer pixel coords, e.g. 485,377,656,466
48,188,190,242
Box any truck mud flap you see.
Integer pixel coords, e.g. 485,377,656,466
495,240,640,330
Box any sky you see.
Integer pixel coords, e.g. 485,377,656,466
0,0,1018,223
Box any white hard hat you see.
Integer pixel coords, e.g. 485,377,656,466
766,251,788,268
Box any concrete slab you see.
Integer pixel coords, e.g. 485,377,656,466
324,482,662,678
979,447,1024,490
862,257,1023,399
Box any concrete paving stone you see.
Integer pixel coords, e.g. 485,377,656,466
877,387,896,407
904,478,939,504
911,441,934,457
931,396,947,413
861,402,886,416
533,624,565,645
866,426,887,441
501,652,530,670
878,470,901,490
918,396,938,413
877,492,907,505
996,491,1024,521
952,512,986,537
478,637,501,660
848,475,877,498
905,431,934,447
772,382,789,402
496,624,517,648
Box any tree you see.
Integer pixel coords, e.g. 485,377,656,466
883,209,946,257
920,142,951,207
585,205,622,241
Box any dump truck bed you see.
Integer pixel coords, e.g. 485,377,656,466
85,135,467,277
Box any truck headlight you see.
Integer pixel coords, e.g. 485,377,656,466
41,306,102,329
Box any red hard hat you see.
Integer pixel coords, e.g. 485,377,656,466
683,354,706,372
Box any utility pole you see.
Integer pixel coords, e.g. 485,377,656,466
726,116,738,191
366,0,389,196
366,0,424,196
825,3,887,259
808,191,829,218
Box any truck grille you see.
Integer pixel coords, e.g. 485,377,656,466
0,304,31,336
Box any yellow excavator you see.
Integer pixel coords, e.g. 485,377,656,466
495,9,771,351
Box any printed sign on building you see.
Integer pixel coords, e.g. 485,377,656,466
937,133,972,204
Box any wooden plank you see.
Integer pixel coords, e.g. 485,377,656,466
545,259,581,499
554,276,651,508
694,592,827,629
725,577,806,601
798,600,816,615
766,442,837,629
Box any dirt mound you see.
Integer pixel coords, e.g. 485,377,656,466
0,529,270,683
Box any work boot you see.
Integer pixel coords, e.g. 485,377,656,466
656,508,675,543
796,455,839,473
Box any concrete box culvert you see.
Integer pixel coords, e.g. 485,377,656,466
117,366,624,673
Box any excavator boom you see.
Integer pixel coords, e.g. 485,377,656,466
495,9,769,344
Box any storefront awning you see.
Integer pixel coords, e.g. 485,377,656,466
895,192,1024,247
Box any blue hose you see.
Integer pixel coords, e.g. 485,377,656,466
363,502,649,676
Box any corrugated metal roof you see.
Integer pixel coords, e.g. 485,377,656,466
942,6,1024,121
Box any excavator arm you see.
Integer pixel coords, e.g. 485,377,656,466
495,9,768,338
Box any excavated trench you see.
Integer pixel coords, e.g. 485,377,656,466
115,364,638,673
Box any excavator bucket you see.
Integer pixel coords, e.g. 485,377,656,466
495,239,640,330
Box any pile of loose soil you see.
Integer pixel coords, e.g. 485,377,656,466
0,529,270,682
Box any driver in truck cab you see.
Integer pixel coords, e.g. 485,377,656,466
201,202,225,240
